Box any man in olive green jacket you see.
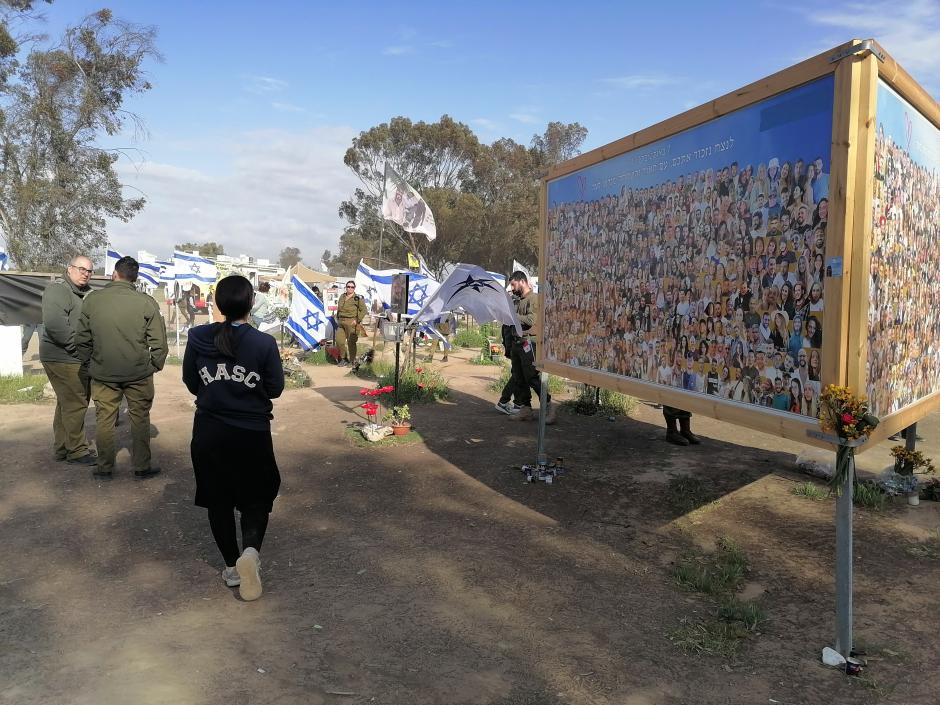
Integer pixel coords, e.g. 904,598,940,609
75,256,168,478
40,255,96,464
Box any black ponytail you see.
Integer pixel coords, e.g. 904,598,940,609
212,275,255,358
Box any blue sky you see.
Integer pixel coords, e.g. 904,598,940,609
28,0,940,264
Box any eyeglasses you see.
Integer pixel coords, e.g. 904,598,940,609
70,265,93,275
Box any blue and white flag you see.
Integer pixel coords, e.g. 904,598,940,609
0,250,9,271
354,260,439,314
173,251,218,284
287,275,330,351
157,260,175,283
411,263,521,335
105,249,122,276
137,261,161,287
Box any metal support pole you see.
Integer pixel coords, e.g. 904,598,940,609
834,451,854,656
536,370,548,467
394,339,401,406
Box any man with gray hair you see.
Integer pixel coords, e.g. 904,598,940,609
40,255,97,465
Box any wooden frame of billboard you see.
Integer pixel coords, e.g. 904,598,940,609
538,39,939,453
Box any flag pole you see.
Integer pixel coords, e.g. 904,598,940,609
378,163,387,265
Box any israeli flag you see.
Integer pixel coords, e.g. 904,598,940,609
287,275,330,350
105,249,122,276
137,261,161,287
157,260,175,283
173,250,218,284
354,259,439,314
0,250,9,271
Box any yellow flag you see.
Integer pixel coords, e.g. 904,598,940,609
407,252,420,270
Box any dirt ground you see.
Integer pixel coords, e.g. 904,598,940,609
2,340,939,705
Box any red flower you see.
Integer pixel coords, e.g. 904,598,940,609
361,402,379,415
418,383,425,389
841,413,856,424
415,368,423,374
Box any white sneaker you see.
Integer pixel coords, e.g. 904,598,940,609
495,401,519,415
236,547,262,601
222,566,240,587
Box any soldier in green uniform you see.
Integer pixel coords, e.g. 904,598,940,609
75,256,168,478
40,255,96,465
335,280,367,367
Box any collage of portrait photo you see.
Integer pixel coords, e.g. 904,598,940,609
867,82,940,416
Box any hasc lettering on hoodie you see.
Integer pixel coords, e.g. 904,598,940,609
198,363,262,388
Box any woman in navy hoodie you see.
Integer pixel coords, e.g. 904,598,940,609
183,275,284,601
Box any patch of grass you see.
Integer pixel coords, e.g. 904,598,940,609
453,328,487,348
301,348,333,365
0,373,47,403
668,620,747,659
906,529,940,560
665,475,719,514
368,362,448,404
791,481,830,501
165,354,183,366
485,367,568,395
718,599,766,632
854,481,888,511
562,385,638,417
674,538,748,597
344,425,423,448
851,674,895,698
468,343,506,366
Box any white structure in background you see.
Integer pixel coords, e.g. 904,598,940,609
215,254,284,285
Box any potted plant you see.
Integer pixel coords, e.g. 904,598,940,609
384,404,412,435
888,446,935,506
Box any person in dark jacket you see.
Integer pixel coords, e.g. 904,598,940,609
40,255,96,464
75,256,168,478
183,275,285,601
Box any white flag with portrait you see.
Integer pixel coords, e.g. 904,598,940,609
381,163,436,241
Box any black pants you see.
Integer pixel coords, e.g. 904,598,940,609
208,506,269,567
510,340,549,408
663,406,692,422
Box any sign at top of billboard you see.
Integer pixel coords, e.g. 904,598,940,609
545,76,834,417
867,80,940,417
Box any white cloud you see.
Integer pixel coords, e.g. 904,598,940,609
430,39,454,48
382,45,414,56
597,74,681,90
800,0,940,88
471,118,499,131
509,112,540,125
243,75,288,94
271,101,306,113
109,126,360,263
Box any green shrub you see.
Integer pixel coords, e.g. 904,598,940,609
563,384,636,416
453,328,487,348
165,354,183,366
854,481,888,511
791,481,830,501
478,321,499,338
372,363,449,404
486,367,568,396
301,348,332,365
0,374,47,403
